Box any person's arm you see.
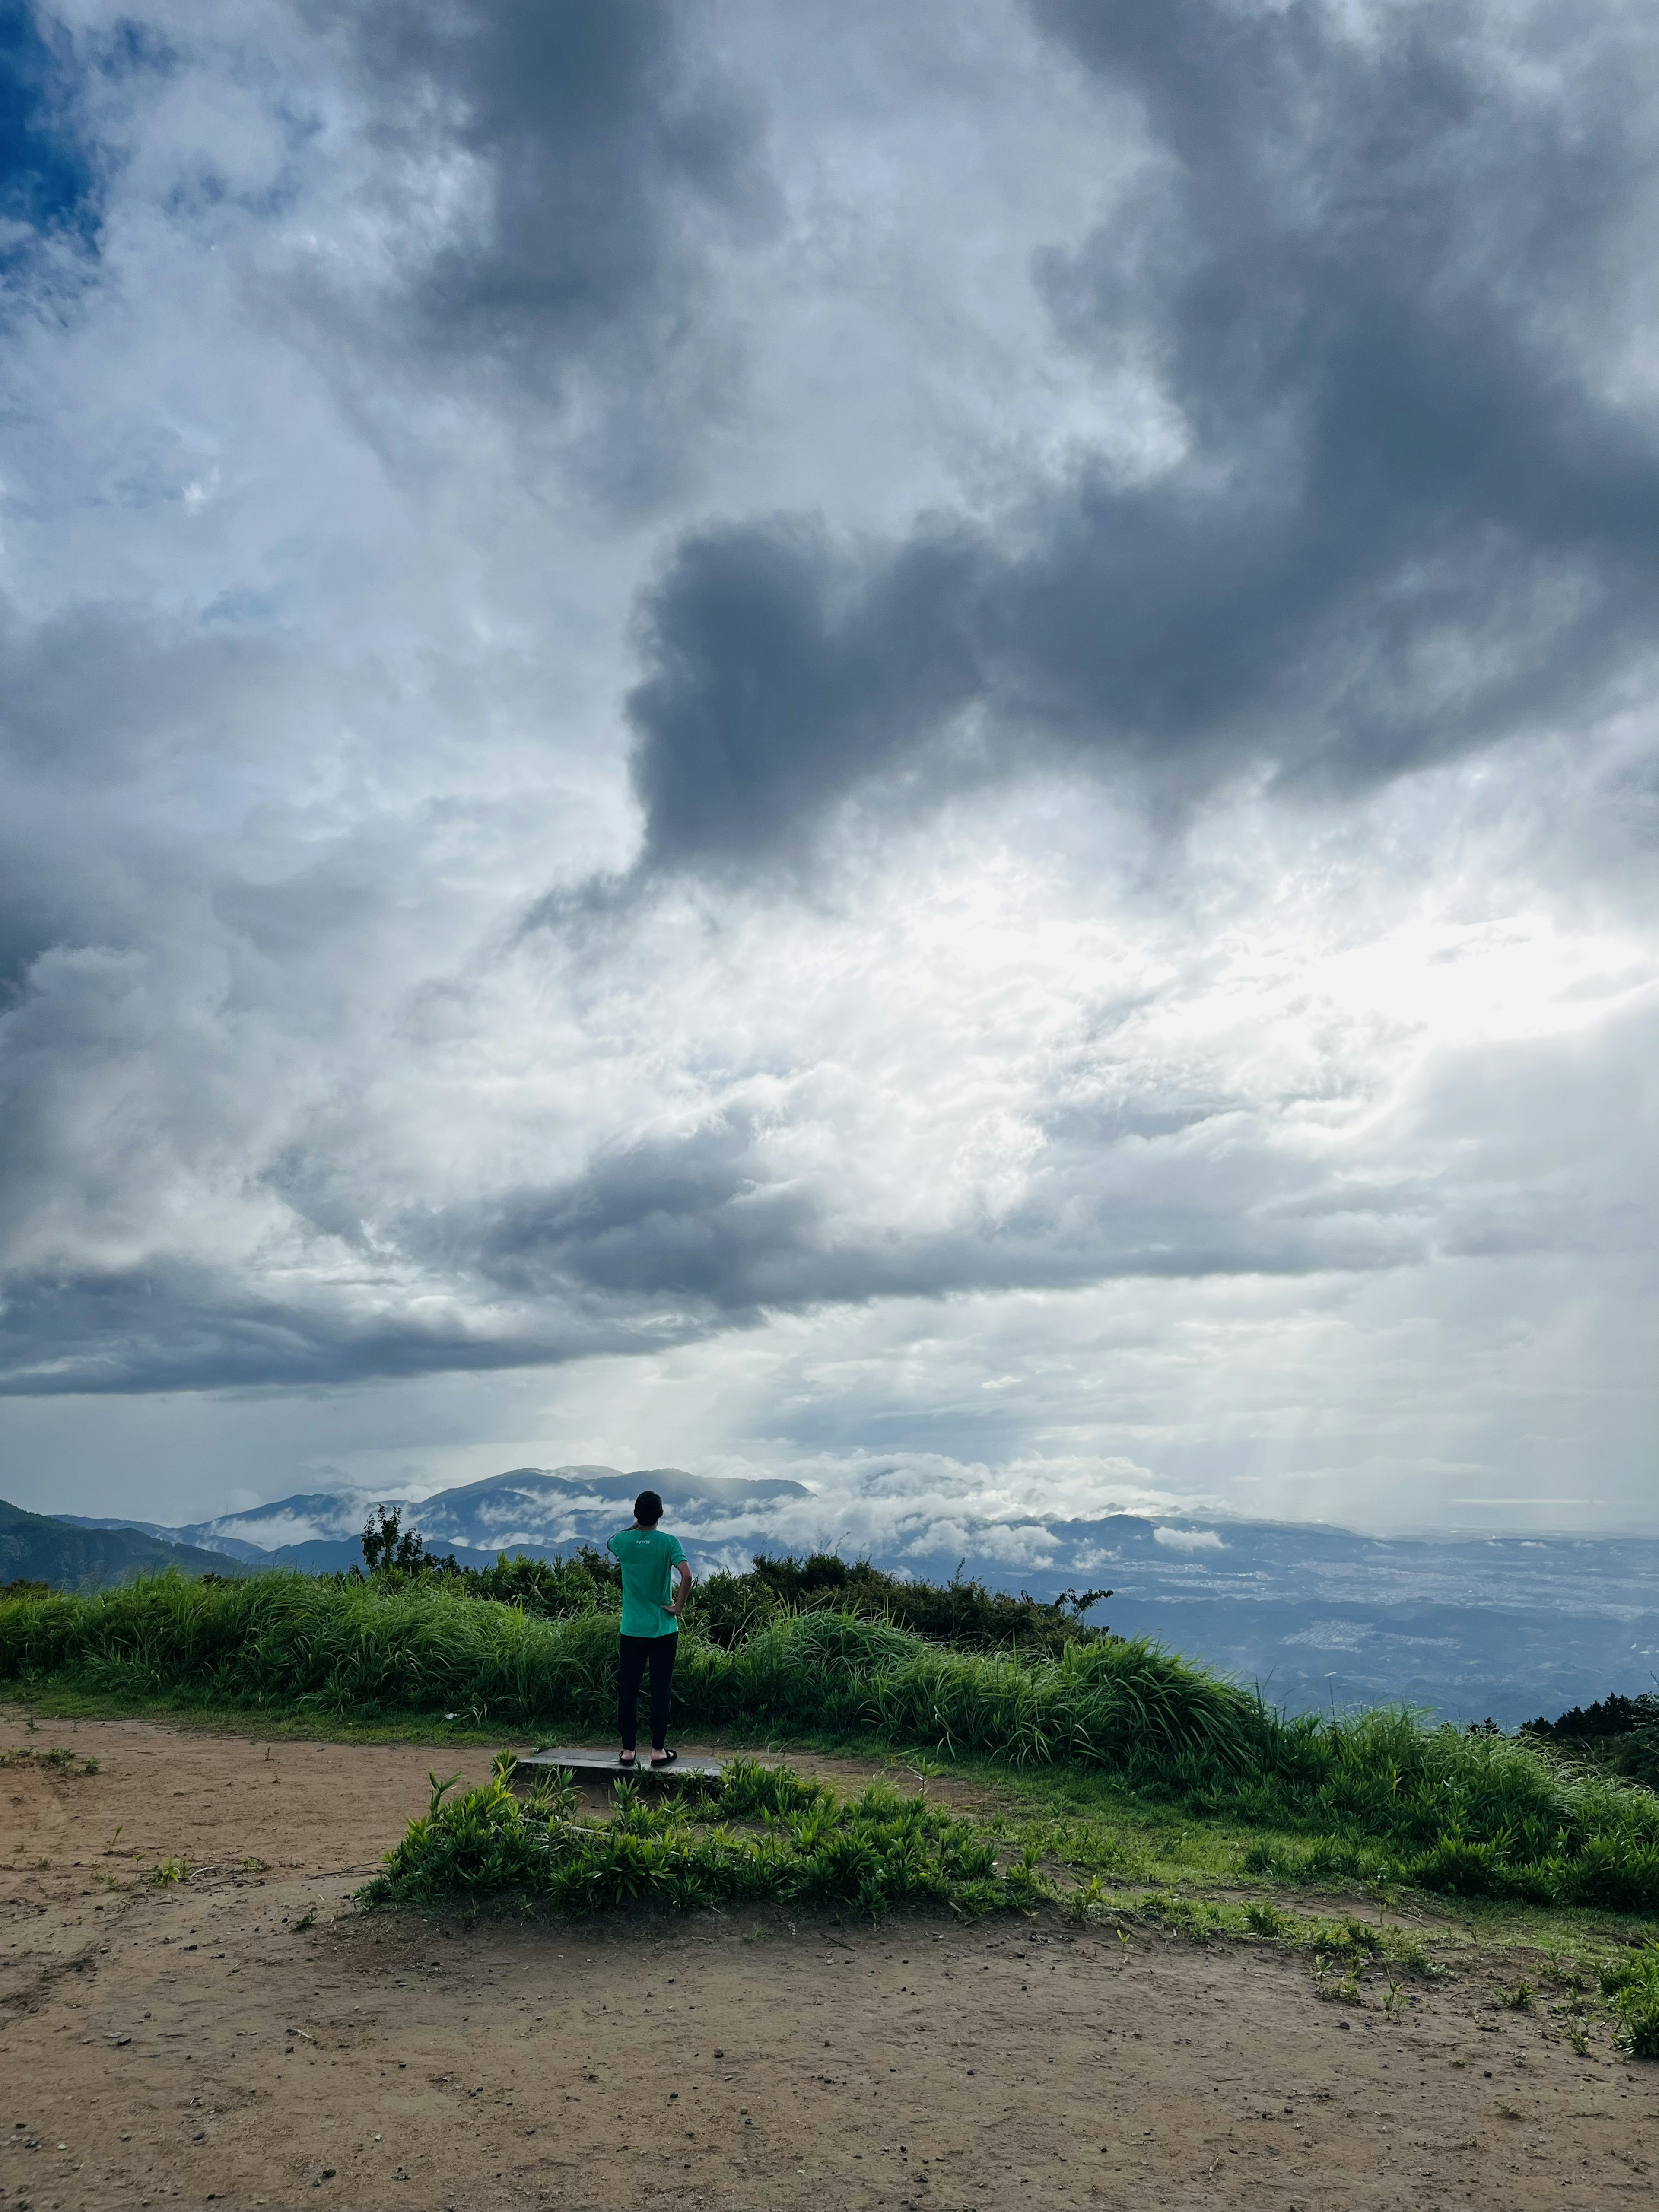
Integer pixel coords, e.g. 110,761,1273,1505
669,1558,693,1616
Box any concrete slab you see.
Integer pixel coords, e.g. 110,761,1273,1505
512,1747,727,1782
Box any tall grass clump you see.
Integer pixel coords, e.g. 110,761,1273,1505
361,1755,1030,1923
0,1573,1249,1774
1214,1704,1659,1911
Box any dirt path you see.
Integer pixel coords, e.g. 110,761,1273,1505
2,1706,1656,2210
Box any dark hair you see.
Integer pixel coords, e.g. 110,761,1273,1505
633,1489,664,1526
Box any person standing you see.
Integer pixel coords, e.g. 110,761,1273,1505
607,1489,692,1768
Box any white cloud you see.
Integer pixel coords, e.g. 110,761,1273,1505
0,0,1652,1535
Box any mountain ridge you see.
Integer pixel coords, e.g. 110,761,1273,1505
47,1469,1659,1724
1,1496,253,1592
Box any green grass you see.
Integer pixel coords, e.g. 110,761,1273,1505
1602,1943,1659,2057
0,1571,1253,1767
3,1675,515,1746
332,1528,1113,1658
6,1570,1659,1919
362,1754,1040,1922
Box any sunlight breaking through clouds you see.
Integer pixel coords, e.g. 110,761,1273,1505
0,0,1653,1532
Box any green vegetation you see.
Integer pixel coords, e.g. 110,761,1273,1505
1602,1943,1659,2058
0,1742,99,1775
364,1754,1036,1921
7,1566,1659,1923
0,1494,250,1594
0,1569,1241,1764
1523,1694,1659,1792
693,1551,1110,1657
350,1506,1111,1658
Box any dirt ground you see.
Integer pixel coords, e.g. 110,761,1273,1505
2,1706,1656,2211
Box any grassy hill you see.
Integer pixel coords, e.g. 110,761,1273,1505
0,1495,251,1593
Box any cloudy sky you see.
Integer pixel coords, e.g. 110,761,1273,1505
0,0,1654,1536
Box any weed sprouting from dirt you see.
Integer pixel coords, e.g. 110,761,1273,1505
1314,1960,1363,2004
1,1744,98,1776
1060,1880,1440,1991
1601,1944,1659,2058
149,1856,188,1885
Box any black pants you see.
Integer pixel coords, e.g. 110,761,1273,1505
618,1632,678,1752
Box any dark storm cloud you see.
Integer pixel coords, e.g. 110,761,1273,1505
0,900,53,1010
626,521,983,869
0,1262,641,1394
3,1108,1398,1391
5,983,1646,1394
629,0,1659,869
427,1109,1446,1315
346,0,775,463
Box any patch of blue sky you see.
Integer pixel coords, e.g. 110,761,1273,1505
0,1,100,254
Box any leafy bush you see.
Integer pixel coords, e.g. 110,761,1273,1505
351,1510,622,1617
361,1755,1030,1922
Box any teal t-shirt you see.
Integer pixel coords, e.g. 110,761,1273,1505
607,1526,686,1638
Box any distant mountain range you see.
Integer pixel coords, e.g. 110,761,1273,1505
60,1465,812,1573
35,1463,1659,1726
1,1494,251,1592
